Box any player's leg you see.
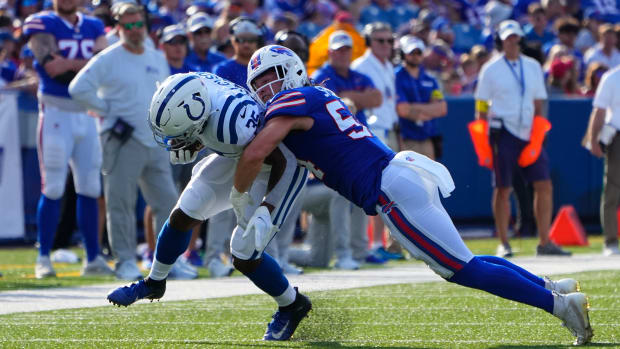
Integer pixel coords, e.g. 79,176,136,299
107,154,235,306
231,166,310,340
70,112,105,269
378,164,592,344
35,105,72,278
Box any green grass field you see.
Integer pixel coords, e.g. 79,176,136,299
0,236,618,348
1,269,618,348
0,236,607,291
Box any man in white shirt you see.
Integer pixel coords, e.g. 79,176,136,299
69,3,190,280
351,22,401,262
584,24,620,70
586,66,620,256
475,20,570,258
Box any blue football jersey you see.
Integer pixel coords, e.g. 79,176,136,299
185,50,226,73
23,11,104,98
265,85,395,215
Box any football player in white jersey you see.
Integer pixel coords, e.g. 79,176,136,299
107,72,311,340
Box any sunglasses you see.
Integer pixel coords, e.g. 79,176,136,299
235,37,259,44
121,20,144,30
193,28,212,35
372,37,394,45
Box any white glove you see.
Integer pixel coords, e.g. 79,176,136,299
170,149,198,165
230,187,253,228
242,206,278,252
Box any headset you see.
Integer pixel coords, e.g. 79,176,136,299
363,21,392,46
274,30,309,63
229,16,265,46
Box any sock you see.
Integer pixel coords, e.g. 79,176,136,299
36,195,61,257
76,194,100,262
478,255,545,287
449,256,554,313
149,220,192,280
244,253,295,306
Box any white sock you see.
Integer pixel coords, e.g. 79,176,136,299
371,242,383,250
274,285,296,307
148,259,173,280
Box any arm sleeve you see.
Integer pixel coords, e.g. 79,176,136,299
533,62,548,100
474,64,492,101
68,53,109,113
593,72,613,109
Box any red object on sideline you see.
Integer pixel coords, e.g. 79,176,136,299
468,119,493,169
518,116,551,167
549,205,589,246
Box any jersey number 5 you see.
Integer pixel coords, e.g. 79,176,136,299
326,99,372,139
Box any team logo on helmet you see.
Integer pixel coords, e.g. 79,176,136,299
250,55,261,71
269,46,293,56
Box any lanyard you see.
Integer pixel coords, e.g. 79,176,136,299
503,56,524,97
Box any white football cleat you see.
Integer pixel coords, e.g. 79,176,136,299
35,255,56,279
81,255,115,276
553,292,593,345
545,277,580,294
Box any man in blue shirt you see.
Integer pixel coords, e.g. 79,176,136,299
395,36,447,160
214,17,263,89
185,13,225,72
312,31,381,126
160,25,191,75
523,3,555,48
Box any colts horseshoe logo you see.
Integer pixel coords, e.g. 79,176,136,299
183,92,206,120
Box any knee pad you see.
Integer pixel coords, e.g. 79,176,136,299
178,179,217,221
42,181,66,200
75,169,101,198
232,255,262,275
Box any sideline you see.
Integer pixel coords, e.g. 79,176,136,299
0,254,617,315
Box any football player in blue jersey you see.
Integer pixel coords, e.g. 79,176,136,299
106,72,311,341
231,45,594,345
23,0,111,278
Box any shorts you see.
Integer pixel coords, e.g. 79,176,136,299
490,127,550,188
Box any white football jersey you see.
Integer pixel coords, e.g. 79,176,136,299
196,72,263,158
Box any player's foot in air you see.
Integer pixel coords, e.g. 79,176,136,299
553,292,593,345
107,278,166,307
263,287,312,341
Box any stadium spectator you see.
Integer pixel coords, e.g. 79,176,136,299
214,16,263,88
471,44,490,70
358,0,416,31
421,40,454,92
296,0,334,40
547,56,579,96
523,3,556,48
351,21,399,263
24,0,111,278
266,11,297,36
541,0,565,24
585,66,620,256
185,12,226,72
69,2,195,280
545,17,583,73
395,35,447,159
584,23,620,70
459,53,479,94
580,61,608,97
474,20,570,258
575,10,603,53
160,24,191,74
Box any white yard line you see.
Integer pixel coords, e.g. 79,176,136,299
0,254,617,315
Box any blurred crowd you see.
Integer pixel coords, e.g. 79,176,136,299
0,0,618,97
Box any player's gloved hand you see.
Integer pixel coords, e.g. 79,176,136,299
230,187,253,228
170,149,198,164
242,206,278,252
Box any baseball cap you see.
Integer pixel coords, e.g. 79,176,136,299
498,20,524,41
187,13,214,33
230,18,262,36
399,35,425,54
328,30,353,50
161,25,187,43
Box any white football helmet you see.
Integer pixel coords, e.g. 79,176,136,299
246,45,309,106
149,73,212,150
